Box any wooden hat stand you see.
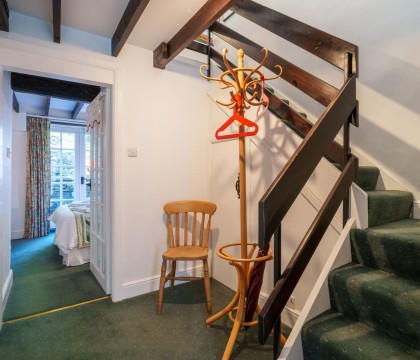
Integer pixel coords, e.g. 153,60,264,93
200,48,282,359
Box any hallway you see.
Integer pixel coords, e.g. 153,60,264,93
1,234,276,359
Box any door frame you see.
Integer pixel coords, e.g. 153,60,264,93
0,36,124,309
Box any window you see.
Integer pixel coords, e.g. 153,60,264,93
50,125,90,215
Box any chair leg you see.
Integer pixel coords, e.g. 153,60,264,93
203,259,212,315
157,259,167,315
170,260,177,289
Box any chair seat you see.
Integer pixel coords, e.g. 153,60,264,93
162,246,208,261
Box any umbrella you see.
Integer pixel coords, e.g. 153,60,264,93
244,243,270,330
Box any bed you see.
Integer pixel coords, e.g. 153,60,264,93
48,202,91,266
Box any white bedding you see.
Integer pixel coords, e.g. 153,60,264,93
48,203,90,266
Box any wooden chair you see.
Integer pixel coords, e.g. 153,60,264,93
157,200,217,315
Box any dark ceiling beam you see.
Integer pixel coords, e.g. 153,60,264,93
44,96,51,116
52,0,61,43
0,0,9,32
11,73,101,102
153,0,241,69
112,0,151,57
13,92,19,113
71,101,84,119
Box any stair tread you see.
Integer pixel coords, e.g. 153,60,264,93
351,219,420,281
302,310,420,360
329,263,420,349
367,189,413,196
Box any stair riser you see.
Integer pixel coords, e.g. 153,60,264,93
329,266,420,349
368,191,413,227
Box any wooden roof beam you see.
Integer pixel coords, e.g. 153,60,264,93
153,0,240,69
44,96,51,116
11,73,101,103
71,101,84,119
13,92,19,113
112,0,150,57
0,0,9,32
52,0,61,43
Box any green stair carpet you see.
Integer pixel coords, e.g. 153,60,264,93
302,166,420,359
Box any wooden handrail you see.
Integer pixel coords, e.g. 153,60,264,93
210,22,338,107
258,155,358,343
232,0,358,74
259,75,357,247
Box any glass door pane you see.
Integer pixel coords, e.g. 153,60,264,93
50,126,89,216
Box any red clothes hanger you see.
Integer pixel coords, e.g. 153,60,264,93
215,95,259,140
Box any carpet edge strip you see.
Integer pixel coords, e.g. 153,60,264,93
2,295,110,325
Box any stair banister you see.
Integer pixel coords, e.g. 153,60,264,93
258,74,357,246
258,155,358,343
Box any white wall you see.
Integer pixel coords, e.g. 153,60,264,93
0,26,210,302
116,45,211,298
244,0,420,198
11,112,26,240
0,69,13,317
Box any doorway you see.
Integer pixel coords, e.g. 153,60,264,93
5,73,112,322
0,43,120,326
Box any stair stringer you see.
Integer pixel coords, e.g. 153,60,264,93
279,218,355,360
350,182,369,229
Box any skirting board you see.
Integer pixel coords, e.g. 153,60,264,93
114,265,204,302
2,270,13,312
413,201,420,219
11,230,24,240
259,291,300,329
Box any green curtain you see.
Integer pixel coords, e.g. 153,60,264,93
24,117,51,239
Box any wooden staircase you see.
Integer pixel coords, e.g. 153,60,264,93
155,0,360,358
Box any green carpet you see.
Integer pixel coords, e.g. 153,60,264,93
4,233,106,321
329,264,420,348
302,166,420,359
302,310,420,360
1,280,275,359
1,233,280,359
351,219,420,281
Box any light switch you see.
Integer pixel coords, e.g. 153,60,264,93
127,147,138,157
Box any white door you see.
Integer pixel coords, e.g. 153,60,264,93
88,89,111,294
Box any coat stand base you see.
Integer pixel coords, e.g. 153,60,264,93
206,242,273,360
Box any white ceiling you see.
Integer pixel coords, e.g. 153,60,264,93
7,0,207,50
6,0,208,120
13,91,89,120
